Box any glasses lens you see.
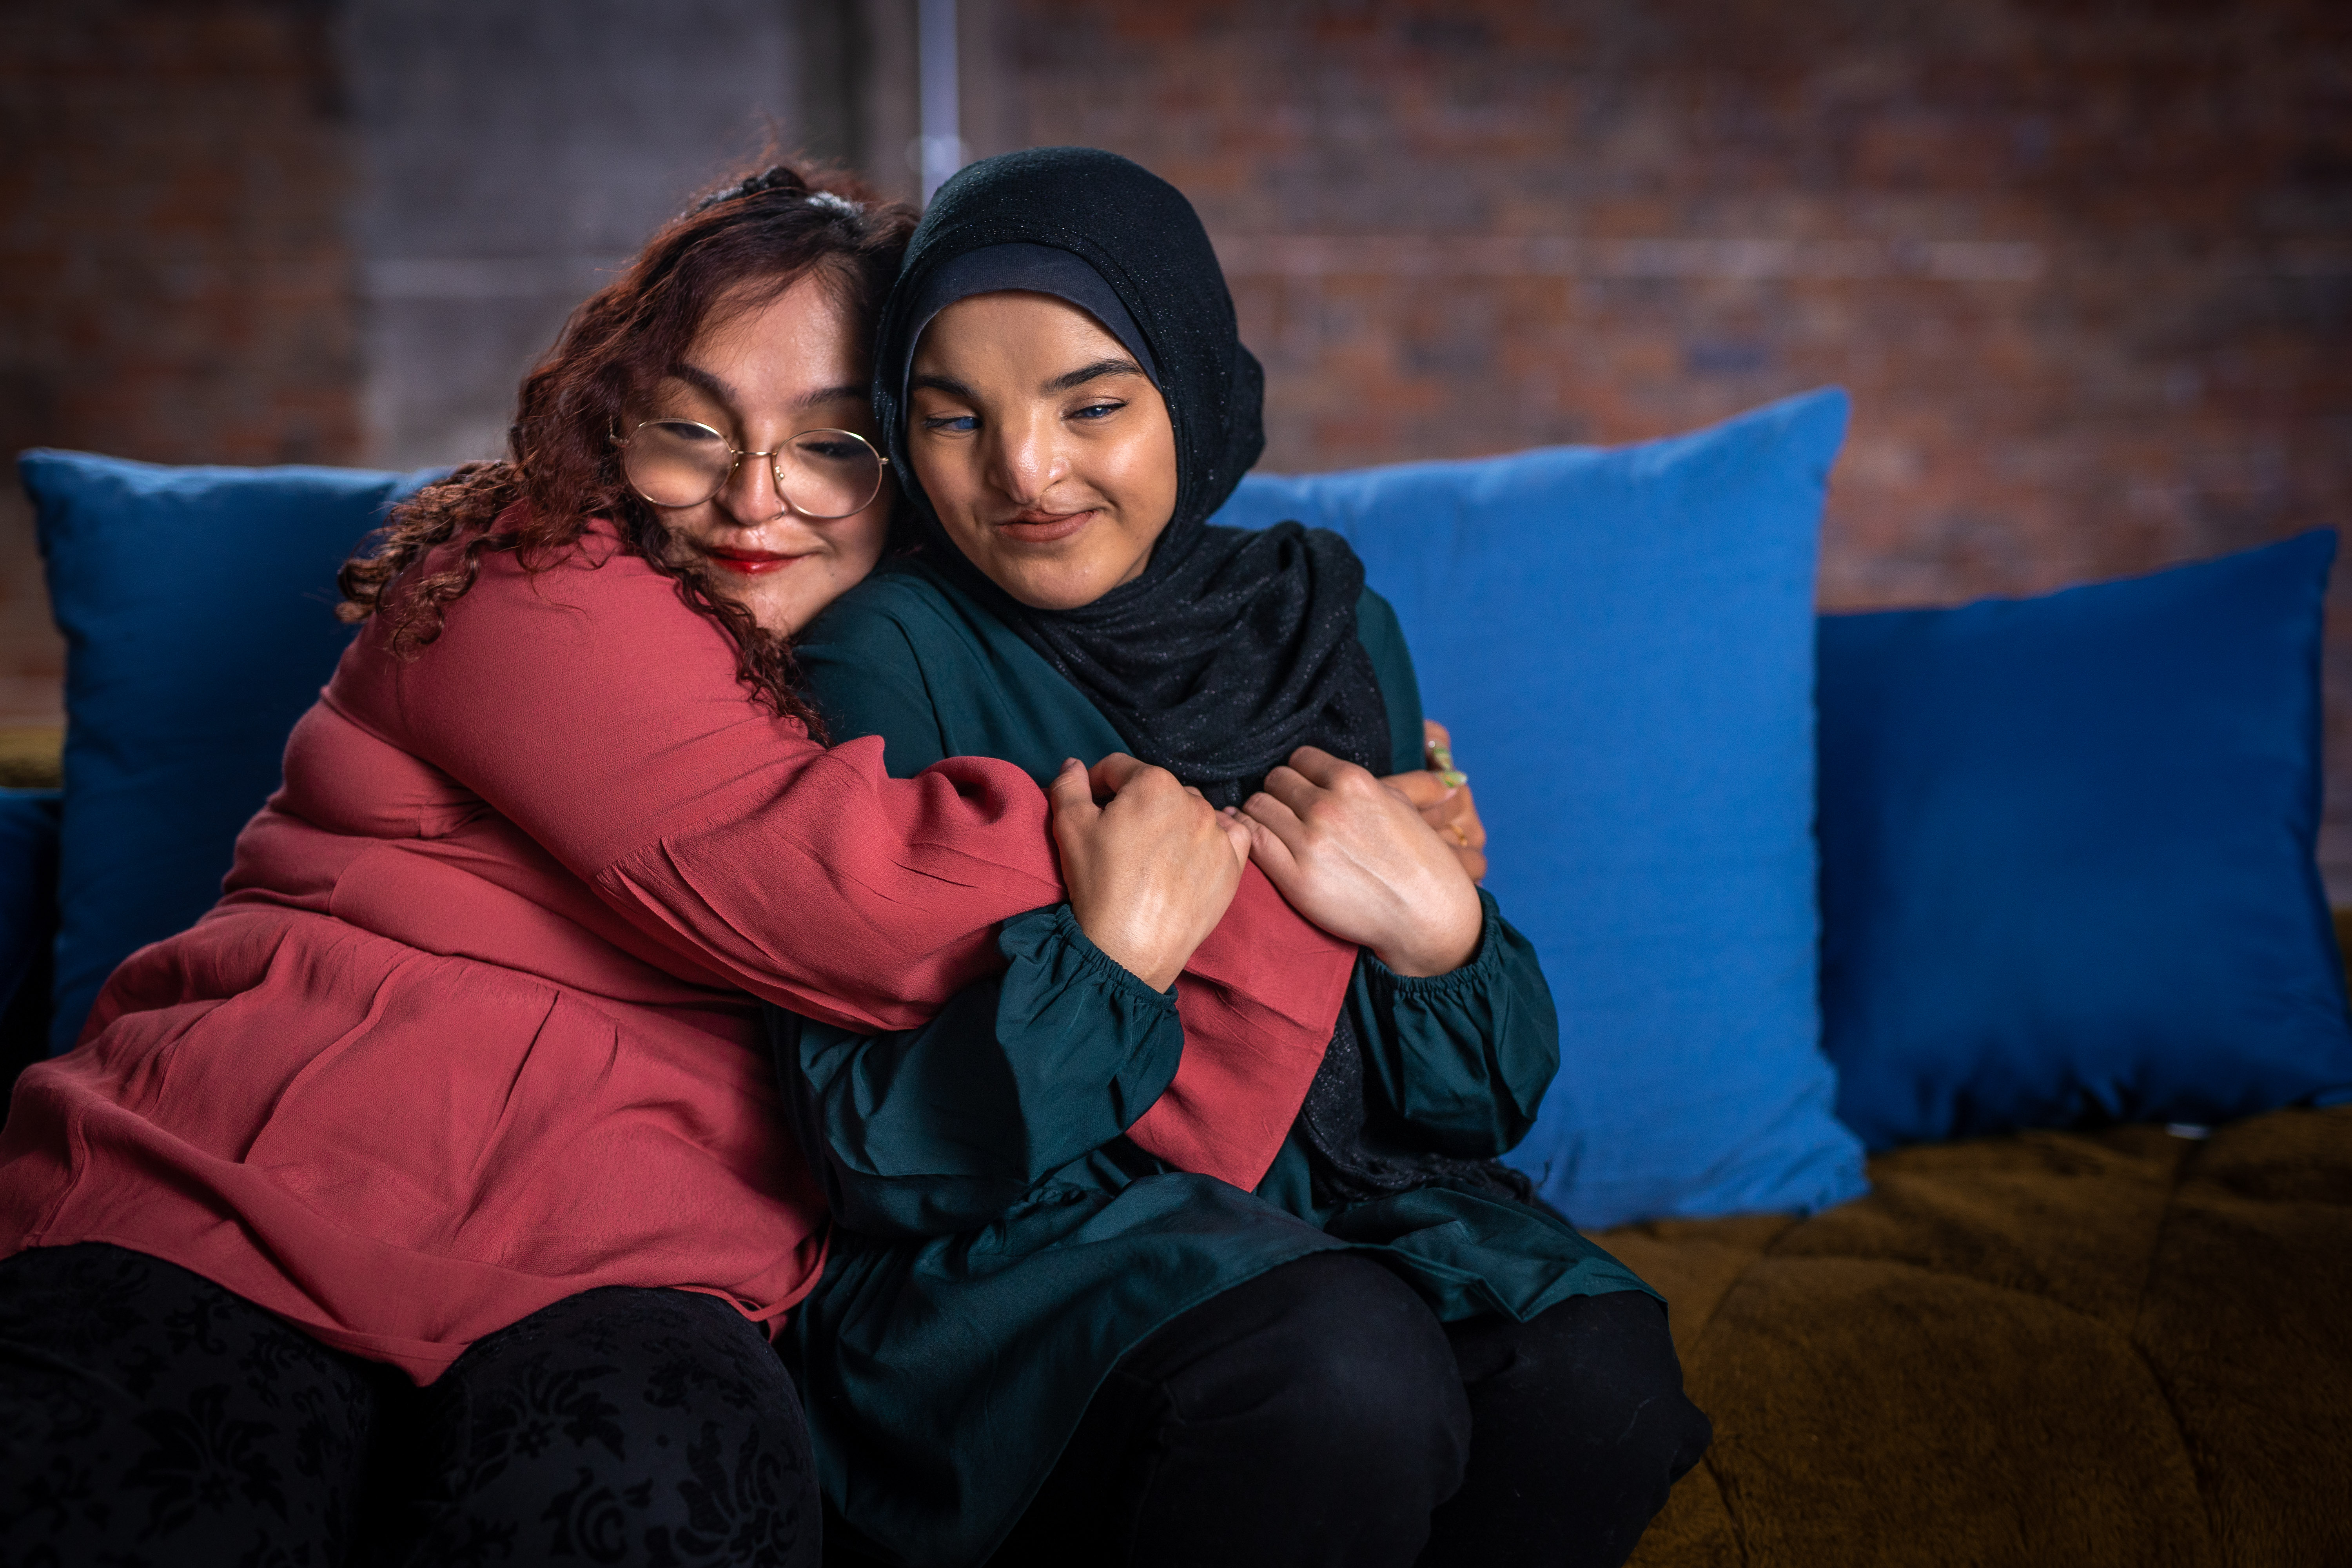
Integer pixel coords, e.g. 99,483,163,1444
777,430,885,519
622,421,731,508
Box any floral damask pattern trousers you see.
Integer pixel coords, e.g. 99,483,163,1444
0,1242,818,1567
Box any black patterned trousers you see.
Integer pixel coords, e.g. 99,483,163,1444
0,1243,819,1566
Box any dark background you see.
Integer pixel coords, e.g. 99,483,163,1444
4,0,2348,884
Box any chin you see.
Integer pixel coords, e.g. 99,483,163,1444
765,596,828,636
991,560,1125,612
1003,579,1108,612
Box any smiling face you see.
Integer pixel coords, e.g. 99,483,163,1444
628,270,893,637
907,291,1179,610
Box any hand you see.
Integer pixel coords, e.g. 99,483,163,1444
1380,720,1487,883
1234,746,1483,977
1049,754,1251,992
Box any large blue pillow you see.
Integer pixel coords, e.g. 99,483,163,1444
1818,531,2352,1147
19,451,446,1051
1212,389,1868,1227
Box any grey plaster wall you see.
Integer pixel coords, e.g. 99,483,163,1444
343,0,808,467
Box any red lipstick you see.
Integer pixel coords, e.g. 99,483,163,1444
704,546,800,576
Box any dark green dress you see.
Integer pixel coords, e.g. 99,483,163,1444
779,558,1653,1567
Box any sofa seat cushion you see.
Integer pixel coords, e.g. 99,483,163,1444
1608,1104,2352,1567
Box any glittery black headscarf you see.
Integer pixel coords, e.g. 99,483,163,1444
872,146,1390,807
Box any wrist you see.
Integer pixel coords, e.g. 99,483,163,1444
1370,887,1483,977
1040,904,1184,1002
1071,903,1186,993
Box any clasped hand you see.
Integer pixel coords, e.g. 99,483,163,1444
1043,745,1484,991
1231,747,1483,977
1048,754,1249,992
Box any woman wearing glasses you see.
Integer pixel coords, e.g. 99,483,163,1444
0,162,1356,1566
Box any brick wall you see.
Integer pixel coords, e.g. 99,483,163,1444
6,0,2351,890
0,0,360,724
991,0,2352,887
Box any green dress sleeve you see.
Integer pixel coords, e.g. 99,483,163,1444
777,905,1185,1240
785,573,1180,1239
1341,889,1560,1159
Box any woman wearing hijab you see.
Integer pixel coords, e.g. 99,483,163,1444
782,148,1711,1568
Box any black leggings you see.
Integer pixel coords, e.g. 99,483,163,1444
0,1243,818,1567
984,1252,1712,1568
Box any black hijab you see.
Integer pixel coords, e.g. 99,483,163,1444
875,151,1539,1213
872,147,1391,807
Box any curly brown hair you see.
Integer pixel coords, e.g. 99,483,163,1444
336,161,917,735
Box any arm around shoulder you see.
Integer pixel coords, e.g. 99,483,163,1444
340,534,1061,1030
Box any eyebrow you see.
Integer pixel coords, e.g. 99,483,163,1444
795,382,869,410
669,363,869,413
908,359,1146,403
909,371,978,401
670,362,739,407
1046,358,1146,394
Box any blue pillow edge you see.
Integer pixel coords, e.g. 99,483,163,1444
27,452,452,1054
1225,385,1852,500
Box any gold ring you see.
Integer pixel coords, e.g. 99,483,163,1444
1446,823,1470,847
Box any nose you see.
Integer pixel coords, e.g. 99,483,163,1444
714,448,786,526
988,408,1068,507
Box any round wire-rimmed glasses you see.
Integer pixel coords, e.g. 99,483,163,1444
614,419,890,519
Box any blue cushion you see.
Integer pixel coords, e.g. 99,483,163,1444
1817,531,2352,1147
19,451,446,1051
1212,389,1869,1227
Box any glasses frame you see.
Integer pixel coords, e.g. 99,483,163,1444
613,419,891,520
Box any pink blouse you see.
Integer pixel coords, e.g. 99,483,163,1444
0,525,1352,1380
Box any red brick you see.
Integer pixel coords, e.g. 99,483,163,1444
999,0,2352,886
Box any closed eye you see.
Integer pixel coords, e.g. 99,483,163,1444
796,435,870,460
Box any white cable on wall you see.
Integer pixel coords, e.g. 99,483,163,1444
917,0,963,204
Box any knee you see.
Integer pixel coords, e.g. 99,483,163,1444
1193,1255,1471,1485
1523,1290,1713,1479
394,1288,818,1567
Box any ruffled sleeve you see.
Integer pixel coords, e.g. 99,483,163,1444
777,906,1185,1238
1346,889,1559,1157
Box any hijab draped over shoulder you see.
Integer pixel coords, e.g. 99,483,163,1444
871,146,1391,807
